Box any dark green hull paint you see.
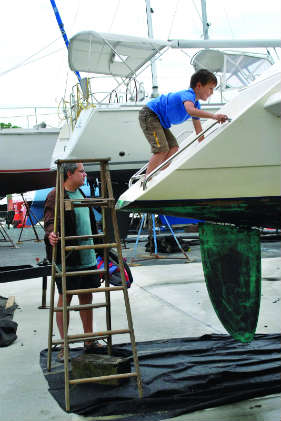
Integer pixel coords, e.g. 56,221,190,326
199,222,261,343
118,196,281,229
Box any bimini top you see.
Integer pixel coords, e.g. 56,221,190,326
190,49,274,88
68,30,169,78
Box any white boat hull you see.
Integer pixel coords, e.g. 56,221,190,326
117,70,281,228
0,128,59,196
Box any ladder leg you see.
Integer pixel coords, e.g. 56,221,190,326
58,164,71,412
104,163,143,398
100,164,112,354
47,167,60,371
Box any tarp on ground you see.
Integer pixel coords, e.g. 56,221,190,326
0,296,18,347
40,333,281,421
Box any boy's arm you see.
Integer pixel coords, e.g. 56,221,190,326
192,119,204,142
184,101,228,123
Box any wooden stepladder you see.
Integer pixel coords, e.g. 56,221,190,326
47,158,143,412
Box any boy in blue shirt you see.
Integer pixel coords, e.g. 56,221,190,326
139,68,229,175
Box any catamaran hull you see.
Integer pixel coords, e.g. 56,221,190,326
121,196,280,229
117,69,281,229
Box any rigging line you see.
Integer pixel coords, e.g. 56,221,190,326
107,0,121,31
167,0,181,39
63,70,69,100
0,48,64,78
223,6,235,39
192,0,203,23
70,0,81,29
0,37,61,77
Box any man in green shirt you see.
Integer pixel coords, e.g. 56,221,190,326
44,162,102,362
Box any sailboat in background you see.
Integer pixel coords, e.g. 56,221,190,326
0,126,59,198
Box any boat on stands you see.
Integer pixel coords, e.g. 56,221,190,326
116,65,281,229
0,126,60,197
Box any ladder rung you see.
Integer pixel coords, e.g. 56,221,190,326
66,286,124,294
64,198,112,203
71,200,114,208
62,233,105,241
69,372,137,385
64,198,115,208
52,329,129,345
53,303,107,312
65,242,118,251
52,335,109,346
67,328,130,341
55,268,106,278
56,158,110,164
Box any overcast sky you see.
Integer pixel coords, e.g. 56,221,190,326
0,0,280,126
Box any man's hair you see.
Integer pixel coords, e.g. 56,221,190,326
63,163,78,181
190,69,217,89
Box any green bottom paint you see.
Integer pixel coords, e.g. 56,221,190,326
116,196,281,229
199,222,261,343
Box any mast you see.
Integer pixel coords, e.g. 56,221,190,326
49,0,81,84
145,0,159,97
201,0,209,40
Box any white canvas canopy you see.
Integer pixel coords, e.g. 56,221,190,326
68,30,168,78
190,49,274,88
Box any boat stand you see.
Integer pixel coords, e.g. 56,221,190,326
16,194,43,243
130,213,192,265
0,221,18,248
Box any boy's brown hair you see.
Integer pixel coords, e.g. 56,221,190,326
190,69,217,89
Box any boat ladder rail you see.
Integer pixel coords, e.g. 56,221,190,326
129,119,232,190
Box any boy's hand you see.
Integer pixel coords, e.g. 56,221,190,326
215,114,229,123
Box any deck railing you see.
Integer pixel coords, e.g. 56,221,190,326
129,119,232,190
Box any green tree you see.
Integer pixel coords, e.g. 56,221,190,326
0,122,21,129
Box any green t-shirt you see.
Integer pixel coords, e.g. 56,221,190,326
67,189,97,269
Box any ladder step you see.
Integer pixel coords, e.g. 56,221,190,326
66,285,124,294
62,233,105,241
69,372,137,385
57,158,110,164
64,198,115,210
55,268,106,278
52,329,130,345
65,243,118,251
52,335,109,346
67,328,130,341
53,303,107,312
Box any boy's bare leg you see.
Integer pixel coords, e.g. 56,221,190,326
146,151,169,175
146,146,179,175
161,146,179,170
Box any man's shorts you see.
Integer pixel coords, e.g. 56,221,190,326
139,106,178,154
55,265,101,295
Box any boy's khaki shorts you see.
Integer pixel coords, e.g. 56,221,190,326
139,106,178,153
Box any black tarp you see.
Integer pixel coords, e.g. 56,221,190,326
40,333,281,421
0,296,18,346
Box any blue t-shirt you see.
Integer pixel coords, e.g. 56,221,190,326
146,88,201,129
